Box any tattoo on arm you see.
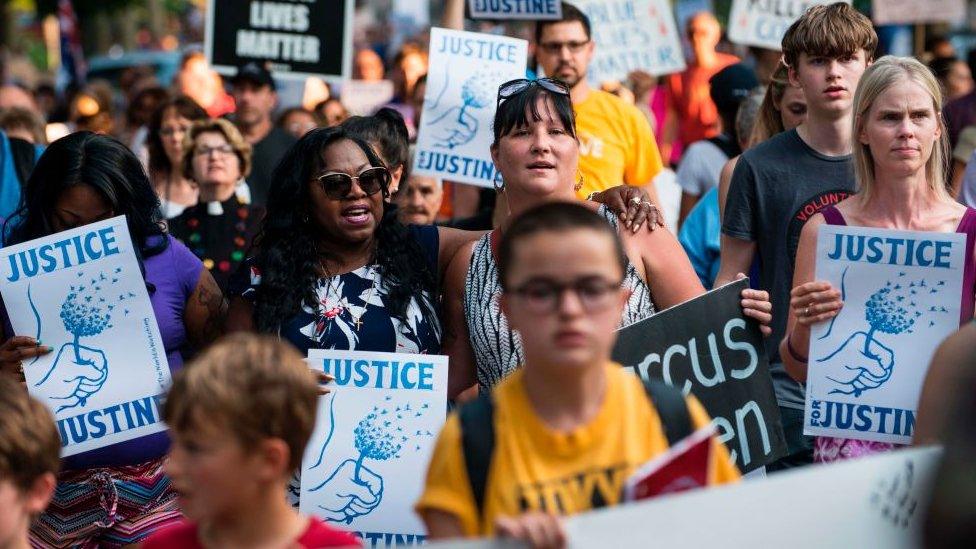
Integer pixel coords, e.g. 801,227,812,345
191,274,228,348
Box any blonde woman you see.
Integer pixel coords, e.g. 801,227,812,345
168,118,262,290
780,56,976,462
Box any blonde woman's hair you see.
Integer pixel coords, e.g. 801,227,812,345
181,117,253,181
852,55,951,203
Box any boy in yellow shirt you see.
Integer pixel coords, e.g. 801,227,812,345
416,202,739,546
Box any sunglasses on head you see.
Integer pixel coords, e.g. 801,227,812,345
315,166,391,200
496,78,570,108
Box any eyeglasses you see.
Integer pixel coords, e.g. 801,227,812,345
496,78,570,108
194,144,235,157
538,40,590,55
510,277,623,314
315,166,391,200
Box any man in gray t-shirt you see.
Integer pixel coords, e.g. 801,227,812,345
723,128,854,409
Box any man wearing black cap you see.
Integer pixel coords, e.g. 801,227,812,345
676,63,758,225
231,62,296,207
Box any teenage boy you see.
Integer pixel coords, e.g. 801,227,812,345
715,2,877,470
142,334,358,549
0,376,59,549
417,202,739,546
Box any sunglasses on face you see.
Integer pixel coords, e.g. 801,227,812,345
315,166,391,200
496,78,570,108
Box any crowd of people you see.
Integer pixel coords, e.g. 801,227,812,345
1,1,975,548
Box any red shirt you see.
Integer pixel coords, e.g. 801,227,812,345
142,517,360,548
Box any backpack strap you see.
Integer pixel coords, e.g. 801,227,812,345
641,379,694,446
459,394,495,520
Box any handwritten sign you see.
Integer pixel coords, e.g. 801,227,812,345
612,279,787,473
205,0,354,81
872,0,965,25
301,350,448,547
0,217,169,457
469,0,562,20
728,0,850,51
805,225,966,445
413,28,528,188
573,0,685,82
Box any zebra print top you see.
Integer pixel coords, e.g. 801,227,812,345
463,205,655,393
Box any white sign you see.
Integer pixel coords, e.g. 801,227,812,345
429,446,940,548
469,0,562,20
872,0,965,25
301,350,448,547
728,0,850,50
413,28,528,188
805,225,966,445
340,80,396,116
574,0,685,82
0,217,170,457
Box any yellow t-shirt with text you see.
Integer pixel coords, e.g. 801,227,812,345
574,90,664,200
414,363,740,536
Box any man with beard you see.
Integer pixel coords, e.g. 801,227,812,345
535,3,663,205
230,62,296,207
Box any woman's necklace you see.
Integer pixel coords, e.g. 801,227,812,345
320,260,377,331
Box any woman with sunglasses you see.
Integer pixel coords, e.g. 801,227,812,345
443,78,773,399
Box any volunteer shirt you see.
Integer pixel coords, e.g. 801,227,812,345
574,90,663,200
142,517,360,548
415,364,740,536
722,129,855,408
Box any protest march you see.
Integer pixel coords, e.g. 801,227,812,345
1,0,976,548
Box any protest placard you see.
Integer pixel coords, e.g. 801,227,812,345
805,225,966,445
205,0,354,81
0,217,169,457
469,0,562,20
871,0,965,25
728,0,850,50
340,80,396,116
301,350,448,547
572,0,685,82
412,28,527,188
611,278,786,474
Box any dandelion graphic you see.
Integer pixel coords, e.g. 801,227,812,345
818,277,947,397
34,269,126,412
353,411,403,478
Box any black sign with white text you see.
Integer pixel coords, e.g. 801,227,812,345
205,0,352,80
612,279,787,473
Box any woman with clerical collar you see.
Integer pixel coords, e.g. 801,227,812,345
168,118,263,290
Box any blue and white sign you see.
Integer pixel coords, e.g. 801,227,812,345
301,350,448,547
412,28,528,188
0,217,169,457
469,0,562,20
728,0,850,51
573,0,685,82
804,225,966,445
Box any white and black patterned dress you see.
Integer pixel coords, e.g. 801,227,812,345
463,205,655,393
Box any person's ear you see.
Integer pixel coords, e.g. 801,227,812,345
255,438,291,482
788,64,801,88
24,472,56,515
490,143,500,166
858,117,870,145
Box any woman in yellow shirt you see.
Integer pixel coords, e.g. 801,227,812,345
417,202,740,546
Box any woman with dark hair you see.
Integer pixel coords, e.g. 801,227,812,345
342,107,411,195
146,96,208,218
0,131,225,547
442,78,772,398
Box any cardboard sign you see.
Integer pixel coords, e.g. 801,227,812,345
340,80,396,116
728,0,850,51
0,217,170,457
573,0,685,82
412,28,528,188
611,279,787,473
872,0,965,25
469,0,562,20
204,0,354,81
805,225,966,445
301,350,448,547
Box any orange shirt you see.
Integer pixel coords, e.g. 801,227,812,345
667,53,739,146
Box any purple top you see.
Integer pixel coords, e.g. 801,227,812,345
0,235,203,471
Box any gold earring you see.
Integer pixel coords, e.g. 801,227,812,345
573,171,584,192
